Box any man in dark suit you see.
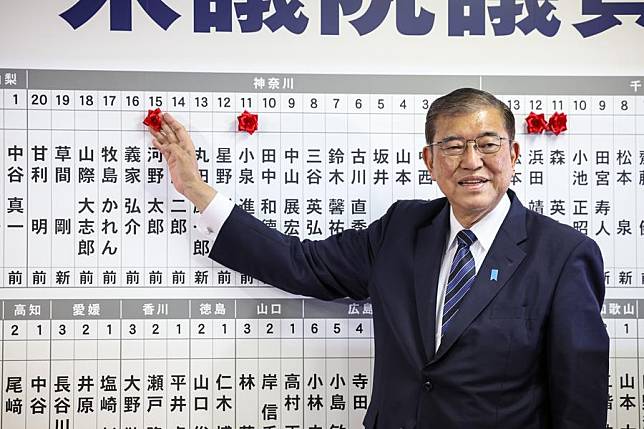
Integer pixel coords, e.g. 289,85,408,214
148,88,608,428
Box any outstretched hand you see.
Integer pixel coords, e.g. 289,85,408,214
148,113,216,212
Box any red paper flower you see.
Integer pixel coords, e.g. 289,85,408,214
548,112,568,136
525,112,548,134
143,108,163,132
238,110,259,135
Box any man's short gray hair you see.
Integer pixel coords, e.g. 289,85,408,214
425,88,515,146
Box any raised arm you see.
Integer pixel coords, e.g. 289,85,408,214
146,112,388,300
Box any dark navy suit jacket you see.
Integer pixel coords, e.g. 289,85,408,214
210,190,608,428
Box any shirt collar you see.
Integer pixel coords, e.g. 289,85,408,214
446,193,511,253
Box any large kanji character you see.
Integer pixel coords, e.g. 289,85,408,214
396,0,434,35
234,0,309,33
321,0,361,35
448,0,486,36
488,0,524,36
349,0,392,36
235,0,271,32
516,0,560,36
573,0,644,38
265,0,309,33
60,0,180,31
449,0,560,37
322,0,433,36
194,0,233,32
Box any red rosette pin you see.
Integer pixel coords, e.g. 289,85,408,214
237,110,259,135
525,112,548,134
143,108,163,132
547,112,568,136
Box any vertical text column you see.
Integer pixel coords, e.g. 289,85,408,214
25,300,51,428
143,299,168,429
280,299,304,428
636,94,644,288
121,92,145,287
326,93,348,240
302,93,325,242
26,88,51,287
391,93,415,202
190,299,215,427
325,302,349,429
235,92,259,287
344,92,367,233
348,302,372,428
258,92,282,252
545,94,570,224
369,94,392,219
502,94,525,202
0,69,27,287
75,89,99,287
414,95,435,201
257,299,284,428
164,90,191,287
50,299,74,429
613,299,639,426
211,90,236,287
526,94,550,226
95,300,121,429
167,90,192,287
592,95,614,283
303,300,326,429
166,300,190,429
72,301,99,429
613,96,637,288
97,90,122,287
4,84,27,287
144,91,168,287
212,299,236,426
51,89,75,288
120,300,144,428
277,93,298,244
236,298,259,428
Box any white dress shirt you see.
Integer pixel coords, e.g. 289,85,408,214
198,192,511,353
196,192,235,239
433,195,510,351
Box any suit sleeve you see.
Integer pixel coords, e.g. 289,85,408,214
208,203,393,301
547,237,609,428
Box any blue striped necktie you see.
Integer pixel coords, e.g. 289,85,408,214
442,230,478,335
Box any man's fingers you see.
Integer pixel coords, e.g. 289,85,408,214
150,129,167,145
160,122,178,144
147,123,168,144
163,113,192,147
153,137,183,161
151,138,169,159
151,138,164,151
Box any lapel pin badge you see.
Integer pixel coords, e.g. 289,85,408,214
490,269,499,281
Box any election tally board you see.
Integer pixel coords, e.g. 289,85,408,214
0,69,642,429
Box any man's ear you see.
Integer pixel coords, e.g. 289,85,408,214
510,140,520,168
422,145,435,179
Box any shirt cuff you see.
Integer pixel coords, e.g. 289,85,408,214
195,192,235,241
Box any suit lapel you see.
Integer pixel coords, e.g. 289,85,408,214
432,192,528,362
414,202,450,362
